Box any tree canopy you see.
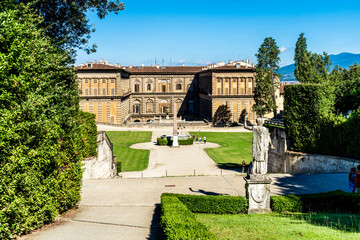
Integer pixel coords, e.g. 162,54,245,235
253,37,280,117
294,33,331,83
1,0,124,55
0,4,97,238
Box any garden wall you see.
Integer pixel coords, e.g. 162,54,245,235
82,131,117,179
268,128,360,174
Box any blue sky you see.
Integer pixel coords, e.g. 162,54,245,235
75,0,360,67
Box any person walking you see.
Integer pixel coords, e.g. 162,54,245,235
203,136,206,144
355,165,360,193
199,137,202,144
349,167,356,193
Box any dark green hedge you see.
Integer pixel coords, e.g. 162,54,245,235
284,84,360,159
284,84,334,153
161,194,215,240
0,6,96,239
271,190,360,213
167,193,248,214
157,138,168,145
158,137,194,146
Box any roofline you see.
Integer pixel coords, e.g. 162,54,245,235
198,68,256,74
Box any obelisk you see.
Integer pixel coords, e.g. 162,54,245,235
172,100,179,147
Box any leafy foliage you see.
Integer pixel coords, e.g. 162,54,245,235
167,194,248,214
254,37,280,117
1,0,124,54
294,33,331,83
271,190,360,214
0,5,96,239
284,84,334,153
213,104,232,125
161,194,215,240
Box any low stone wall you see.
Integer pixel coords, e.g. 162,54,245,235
268,128,360,174
82,131,117,179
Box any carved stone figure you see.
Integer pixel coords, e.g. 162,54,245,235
244,116,274,175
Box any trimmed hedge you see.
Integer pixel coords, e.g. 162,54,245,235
158,137,194,146
166,193,248,214
271,190,360,213
161,194,215,240
284,84,334,153
157,138,168,145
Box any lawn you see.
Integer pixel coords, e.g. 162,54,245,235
197,213,360,240
106,131,152,172
189,132,252,169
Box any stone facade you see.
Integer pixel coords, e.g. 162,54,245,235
77,59,259,123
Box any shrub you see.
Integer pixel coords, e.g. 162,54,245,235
157,138,168,146
271,195,302,213
284,84,334,153
161,194,215,240
271,190,360,214
178,138,194,145
167,193,248,214
78,111,97,158
0,5,95,239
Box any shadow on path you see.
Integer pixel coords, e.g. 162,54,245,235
189,188,229,196
147,204,163,240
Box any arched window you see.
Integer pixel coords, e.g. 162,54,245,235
147,84,151,91
133,100,140,113
176,84,182,90
135,84,140,92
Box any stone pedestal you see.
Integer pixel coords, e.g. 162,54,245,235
245,174,272,214
172,134,179,148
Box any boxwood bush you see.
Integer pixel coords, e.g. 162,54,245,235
271,190,360,213
161,194,215,240
167,193,248,214
157,138,168,145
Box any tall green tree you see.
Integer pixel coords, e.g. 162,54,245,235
254,37,280,117
294,33,331,83
0,4,96,238
294,32,308,82
1,0,124,55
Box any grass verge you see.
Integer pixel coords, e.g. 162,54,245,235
197,213,360,240
106,131,152,172
189,132,252,169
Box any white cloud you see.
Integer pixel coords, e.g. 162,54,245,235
280,47,288,53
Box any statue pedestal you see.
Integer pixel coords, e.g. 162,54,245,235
172,134,179,148
245,174,272,214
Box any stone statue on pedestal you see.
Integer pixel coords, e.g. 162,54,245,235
243,115,273,214
172,101,179,147
244,116,274,175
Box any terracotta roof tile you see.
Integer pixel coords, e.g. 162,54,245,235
123,66,204,73
76,63,121,70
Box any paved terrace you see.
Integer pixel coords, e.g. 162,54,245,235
18,125,350,240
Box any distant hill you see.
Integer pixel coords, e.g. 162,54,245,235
278,52,360,82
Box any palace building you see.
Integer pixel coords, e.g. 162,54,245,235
77,59,263,124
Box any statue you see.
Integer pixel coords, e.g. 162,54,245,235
244,115,274,175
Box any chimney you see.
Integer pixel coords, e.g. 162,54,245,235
129,65,132,69
94,60,97,63
142,63,145,68
182,63,185,66
115,63,121,67
100,58,104,64
105,60,109,65
229,59,233,64
156,64,160,69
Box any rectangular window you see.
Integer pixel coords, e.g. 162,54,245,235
248,78,253,82
94,88,97,96
233,88,237,95
217,78,221,83
102,88,106,96
85,79,88,83
217,88,221,94
102,79,106,83
111,88,115,96
241,88,244,94
225,79,229,83
225,88,229,95
111,79,115,83
162,85,166,92
233,79,237,82
85,88,89,95
94,79,97,83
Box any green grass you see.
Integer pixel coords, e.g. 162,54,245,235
190,132,252,169
106,131,152,172
197,213,360,240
